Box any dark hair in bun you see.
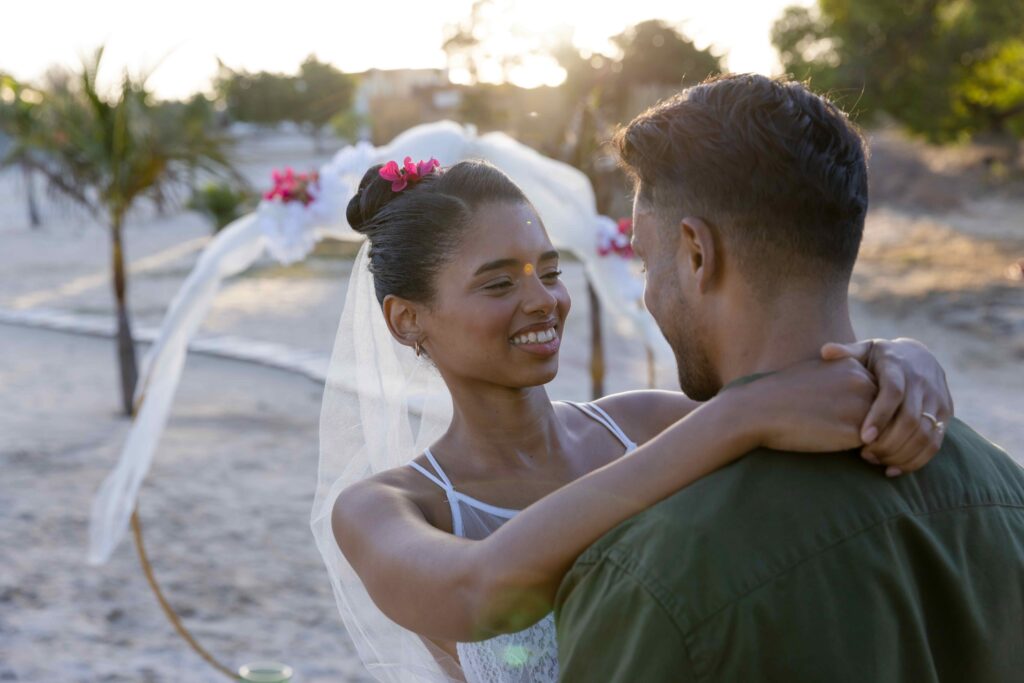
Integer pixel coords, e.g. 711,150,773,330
347,159,529,305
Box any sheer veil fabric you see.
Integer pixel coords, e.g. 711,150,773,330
311,240,463,681
309,125,662,681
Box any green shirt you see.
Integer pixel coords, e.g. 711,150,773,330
555,418,1024,682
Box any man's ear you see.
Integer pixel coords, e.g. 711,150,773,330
382,294,424,351
677,216,717,294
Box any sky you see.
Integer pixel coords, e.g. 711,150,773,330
1,0,813,99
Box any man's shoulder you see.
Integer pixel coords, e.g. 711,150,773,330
570,418,1024,629
594,417,1023,545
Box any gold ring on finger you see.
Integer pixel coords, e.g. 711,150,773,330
921,411,944,431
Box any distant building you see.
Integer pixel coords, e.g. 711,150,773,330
353,68,463,144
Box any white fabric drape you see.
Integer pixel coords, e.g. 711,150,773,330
88,118,665,580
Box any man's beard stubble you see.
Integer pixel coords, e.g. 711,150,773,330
657,285,720,402
674,344,719,401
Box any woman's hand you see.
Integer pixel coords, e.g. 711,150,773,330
821,338,953,476
736,358,877,454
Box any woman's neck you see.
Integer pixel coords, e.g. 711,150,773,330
440,380,567,472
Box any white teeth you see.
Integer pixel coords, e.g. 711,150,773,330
511,328,557,346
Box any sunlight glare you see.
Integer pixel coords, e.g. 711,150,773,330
0,0,813,98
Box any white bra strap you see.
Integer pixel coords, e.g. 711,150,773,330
408,461,449,491
410,449,464,537
422,448,454,488
567,401,637,451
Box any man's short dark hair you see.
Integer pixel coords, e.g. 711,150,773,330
615,73,868,288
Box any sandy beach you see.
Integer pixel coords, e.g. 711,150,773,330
1,132,1022,682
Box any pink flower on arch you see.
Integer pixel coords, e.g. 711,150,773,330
598,218,635,259
264,167,319,205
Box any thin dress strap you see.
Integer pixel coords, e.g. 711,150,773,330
409,449,464,537
565,401,638,452
407,461,447,490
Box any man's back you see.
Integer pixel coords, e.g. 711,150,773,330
555,419,1024,682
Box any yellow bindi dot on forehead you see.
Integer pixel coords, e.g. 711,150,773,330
523,263,535,275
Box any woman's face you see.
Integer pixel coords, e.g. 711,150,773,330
421,201,571,390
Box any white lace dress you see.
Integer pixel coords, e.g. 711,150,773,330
409,402,637,683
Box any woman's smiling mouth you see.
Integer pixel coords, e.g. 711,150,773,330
511,327,557,345
509,324,561,356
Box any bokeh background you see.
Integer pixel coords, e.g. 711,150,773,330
2,1,1022,681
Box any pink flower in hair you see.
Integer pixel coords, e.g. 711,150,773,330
379,156,441,192
379,160,408,192
417,157,441,176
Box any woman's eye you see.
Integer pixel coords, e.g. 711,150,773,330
484,280,513,291
542,270,562,281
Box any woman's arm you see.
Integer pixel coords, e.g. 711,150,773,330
598,337,954,469
334,358,876,643
821,338,953,475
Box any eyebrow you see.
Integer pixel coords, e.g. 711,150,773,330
473,250,559,276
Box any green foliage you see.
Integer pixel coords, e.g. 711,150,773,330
772,0,1024,144
188,181,254,231
0,74,45,226
30,47,237,222
215,55,356,138
215,66,299,124
550,20,722,120
611,20,722,89
955,38,1024,138
0,74,44,166
16,47,240,414
329,108,366,142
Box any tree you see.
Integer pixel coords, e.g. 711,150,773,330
442,0,568,86
215,56,356,150
28,47,237,415
772,0,1024,155
329,108,367,142
442,0,489,83
215,63,300,125
550,20,722,122
611,20,721,90
295,56,357,150
0,74,44,227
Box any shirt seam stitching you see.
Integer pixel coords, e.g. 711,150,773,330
569,550,697,677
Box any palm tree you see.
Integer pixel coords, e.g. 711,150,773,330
0,74,44,227
28,47,237,415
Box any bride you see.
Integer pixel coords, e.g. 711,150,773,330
312,158,952,682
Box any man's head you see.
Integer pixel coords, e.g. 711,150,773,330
617,74,869,399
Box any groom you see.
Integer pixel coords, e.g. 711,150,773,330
555,75,1024,681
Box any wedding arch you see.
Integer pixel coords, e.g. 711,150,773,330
87,120,666,676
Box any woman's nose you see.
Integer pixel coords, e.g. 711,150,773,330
522,272,557,315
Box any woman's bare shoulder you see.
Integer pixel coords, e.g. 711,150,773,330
332,460,450,538
335,462,439,511
592,390,701,446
